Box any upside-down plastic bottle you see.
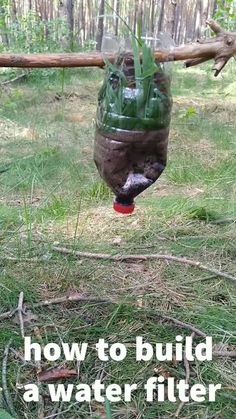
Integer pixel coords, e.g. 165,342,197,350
94,34,173,214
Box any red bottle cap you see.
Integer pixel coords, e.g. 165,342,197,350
113,201,135,214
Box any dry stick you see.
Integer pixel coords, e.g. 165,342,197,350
0,72,29,86
0,295,235,359
0,294,208,338
212,350,236,358
0,308,18,321
32,294,109,308
2,339,18,418
37,372,44,419
33,327,45,419
49,401,65,419
0,295,208,340
0,387,3,408
10,347,35,367
34,295,236,353
2,256,46,263
35,297,215,342
0,20,234,76
2,296,235,358
222,393,236,402
52,246,236,285
148,313,207,339
0,295,110,321
175,332,195,417
17,292,25,339
36,364,44,418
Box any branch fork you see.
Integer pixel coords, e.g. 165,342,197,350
184,19,236,76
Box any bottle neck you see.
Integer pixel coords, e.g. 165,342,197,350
115,196,134,206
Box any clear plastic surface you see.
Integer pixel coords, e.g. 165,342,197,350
94,35,173,207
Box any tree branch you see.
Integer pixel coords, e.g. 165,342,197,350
184,19,236,76
0,20,234,76
52,246,236,285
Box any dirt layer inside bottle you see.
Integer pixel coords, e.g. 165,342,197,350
94,52,172,208
94,127,169,204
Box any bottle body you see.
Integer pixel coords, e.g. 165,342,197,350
94,54,172,212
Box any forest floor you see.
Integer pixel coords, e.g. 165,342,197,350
0,63,235,419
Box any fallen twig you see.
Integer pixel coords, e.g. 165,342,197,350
2,339,18,418
32,328,45,419
175,333,195,417
10,347,35,367
33,294,109,308
2,256,45,263
0,294,109,321
0,387,3,407
0,292,209,341
52,246,236,285
17,292,25,339
222,392,236,402
1,293,236,357
1,72,29,86
212,350,236,358
34,296,207,340
3,291,236,352
153,314,207,338
47,401,65,419
0,308,18,321
1,292,235,361
211,218,236,225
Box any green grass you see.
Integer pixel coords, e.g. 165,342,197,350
0,63,235,418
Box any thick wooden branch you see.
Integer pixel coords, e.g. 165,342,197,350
184,19,236,76
0,20,234,76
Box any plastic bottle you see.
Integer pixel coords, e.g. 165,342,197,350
94,35,173,214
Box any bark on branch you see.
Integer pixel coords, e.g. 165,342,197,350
0,20,234,76
184,19,236,76
52,246,236,285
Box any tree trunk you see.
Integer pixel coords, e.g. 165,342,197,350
49,0,54,20
115,0,120,36
194,0,202,39
158,0,165,33
174,1,180,42
80,0,86,45
96,0,105,51
177,11,183,44
67,0,74,50
12,0,17,20
138,0,144,35
169,0,177,39
150,0,155,34
0,6,9,47
133,0,138,34
202,0,210,28
213,0,218,14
